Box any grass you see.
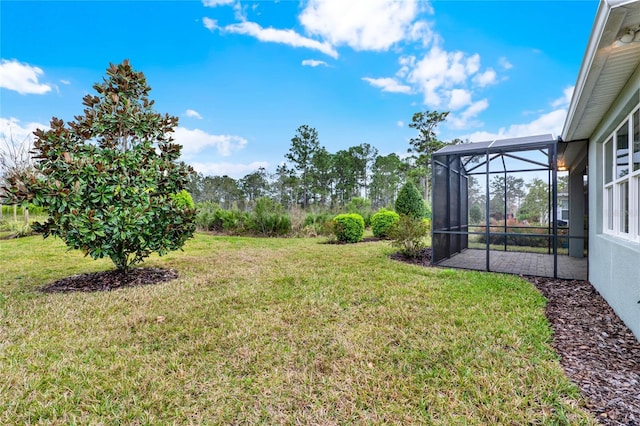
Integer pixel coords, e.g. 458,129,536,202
0,233,597,424
0,206,47,239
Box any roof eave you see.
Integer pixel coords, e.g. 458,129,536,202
562,1,618,141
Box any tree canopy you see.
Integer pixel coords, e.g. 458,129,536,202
11,60,196,272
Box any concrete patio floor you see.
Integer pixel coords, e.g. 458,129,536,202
437,249,588,280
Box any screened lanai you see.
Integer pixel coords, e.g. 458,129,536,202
431,134,588,280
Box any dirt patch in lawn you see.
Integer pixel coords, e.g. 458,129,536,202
393,248,640,426
41,267,178,293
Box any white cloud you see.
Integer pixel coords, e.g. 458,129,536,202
408,20,435,47
0,59,52,95
299,0,422,51
448,89,472,110
499,57,513,70
59,79,71,85
302,59,328,67
0,117,49,144
362,77,412,94
220,21,338,58
404,47,481,106
472,68,497,87
202,0,234,7
189,161,269,178
552,86,574,108
448,99,489,129
185,109,203,119
397,120,404,127
173,127,248,158
462,109,567,142
203,17,218,31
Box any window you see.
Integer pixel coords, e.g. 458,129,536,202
603,106,640,242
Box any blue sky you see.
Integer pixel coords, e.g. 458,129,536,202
1,0,598,179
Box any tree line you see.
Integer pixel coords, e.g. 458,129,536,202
187,112,456,212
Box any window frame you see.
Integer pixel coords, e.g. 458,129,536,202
603,105,640,242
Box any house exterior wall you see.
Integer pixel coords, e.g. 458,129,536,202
588,64,640,340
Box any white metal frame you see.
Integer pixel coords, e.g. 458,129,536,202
603,105,640,242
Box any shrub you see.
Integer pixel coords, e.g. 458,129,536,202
194,201,219,230
288,206,307,235
171,190,195,210
371,209,400,239
389,215,429,258
248,197,291,236
345,197,373,228
475,224,550,248
395,181,426,219
195,202,249,234
303,211,334,235
332,213,365,243
0,221,33,238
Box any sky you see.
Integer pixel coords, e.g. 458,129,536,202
1,0,599,179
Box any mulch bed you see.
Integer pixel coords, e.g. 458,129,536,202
393,248,640,425
40,267,178,293
526,276,640,425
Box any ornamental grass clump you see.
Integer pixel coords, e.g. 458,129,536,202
371,209,400,239
332,213,364,243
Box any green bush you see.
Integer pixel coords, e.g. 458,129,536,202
475,225,551,248
9,61,197,272
332,213,365,243
371,209,400,239
303,211,334,235
0,221,33,238
195,202,249,234
213,209,249,234
171,190,195,209
248,197,291,237
345,197,373,228
395,181,426,219
389,215,429,258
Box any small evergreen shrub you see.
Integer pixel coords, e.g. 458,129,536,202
389,215,429,258
171,190,195,209
214,209,249,234
194,202,249,234
249,197,291,236
345,197,373,228
332,213,365,243
395,181,426,219
475,225,550,248
303,211,334,235
371,209,400,239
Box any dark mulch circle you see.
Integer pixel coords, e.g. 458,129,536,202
40,267,178,293
389,247,432,266
392,248,640,425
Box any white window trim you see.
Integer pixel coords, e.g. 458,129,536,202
603,105,640,243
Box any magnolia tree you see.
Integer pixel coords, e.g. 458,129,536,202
6,60,196,272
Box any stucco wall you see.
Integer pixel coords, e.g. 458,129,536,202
588,66,640,340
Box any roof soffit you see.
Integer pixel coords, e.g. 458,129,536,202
562,1,640,142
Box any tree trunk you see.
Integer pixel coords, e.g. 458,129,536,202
13,204,17,222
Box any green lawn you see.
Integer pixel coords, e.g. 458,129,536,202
0,233,596,424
